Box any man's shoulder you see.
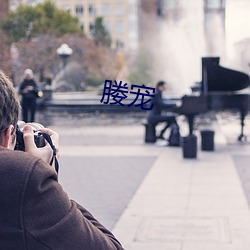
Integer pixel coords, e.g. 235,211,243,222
0,147,40,174
0,148,45,202
0,147,54,180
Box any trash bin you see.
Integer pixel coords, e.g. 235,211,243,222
182,135,197,159
200,130,214,151
144,123,156,143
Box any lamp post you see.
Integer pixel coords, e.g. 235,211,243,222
56,43,73,68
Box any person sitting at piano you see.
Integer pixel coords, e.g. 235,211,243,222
147,80,178,140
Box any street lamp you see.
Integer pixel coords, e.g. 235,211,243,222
56,43,73,68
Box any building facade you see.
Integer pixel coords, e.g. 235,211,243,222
51,0,138,51
9,0,139,51
9,0,44,10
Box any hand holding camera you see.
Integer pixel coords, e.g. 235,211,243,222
15,122,46,151
15,122,59,172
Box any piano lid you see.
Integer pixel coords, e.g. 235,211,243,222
201,57,250,92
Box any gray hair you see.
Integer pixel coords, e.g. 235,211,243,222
24,68,34,79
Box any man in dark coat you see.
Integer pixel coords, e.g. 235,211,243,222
0,70,124,249
147,80,178,140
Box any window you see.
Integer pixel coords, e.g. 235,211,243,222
115,3,124,16
64,5,71,13
102,3,111,16
115,20,124,33
205,0,225,9
103,20,111,31
75,5,84,16
89,4,96,17
89,22,95,33
80,22,84,32
116,39,124,50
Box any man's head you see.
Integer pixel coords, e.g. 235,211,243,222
0,71,20,148
156,81,166,92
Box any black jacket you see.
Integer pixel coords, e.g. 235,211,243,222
19,79,38,99
147,90,170,117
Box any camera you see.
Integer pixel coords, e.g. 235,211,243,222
14,122,46,151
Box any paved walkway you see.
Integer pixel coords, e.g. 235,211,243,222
45,111,250,250
111,121,250,249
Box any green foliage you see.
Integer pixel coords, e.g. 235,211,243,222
91,17,111,47
1,0,80,42
86,73,103,87
128,50,153,86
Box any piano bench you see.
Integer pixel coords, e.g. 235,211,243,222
143,121,156,143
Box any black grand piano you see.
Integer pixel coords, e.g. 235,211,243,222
175,57,250,141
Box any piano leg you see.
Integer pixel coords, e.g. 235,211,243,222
238,109,247,142
187,115,195,135
186,111,247,141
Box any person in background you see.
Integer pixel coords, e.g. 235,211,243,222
147,80,178,140
19,69,39,123
0,70,124,249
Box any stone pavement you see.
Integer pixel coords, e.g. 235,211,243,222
44,112,250,250
111,118,250,250
49,123,159,229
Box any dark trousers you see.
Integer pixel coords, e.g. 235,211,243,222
148,115,177,137
22,98,37,123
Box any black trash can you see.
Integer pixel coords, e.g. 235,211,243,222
144,123,156,143
182,135,197,159
200,130,214,151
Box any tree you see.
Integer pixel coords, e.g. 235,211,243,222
13,33,122,90
1,0,80,43
91,17,111,47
